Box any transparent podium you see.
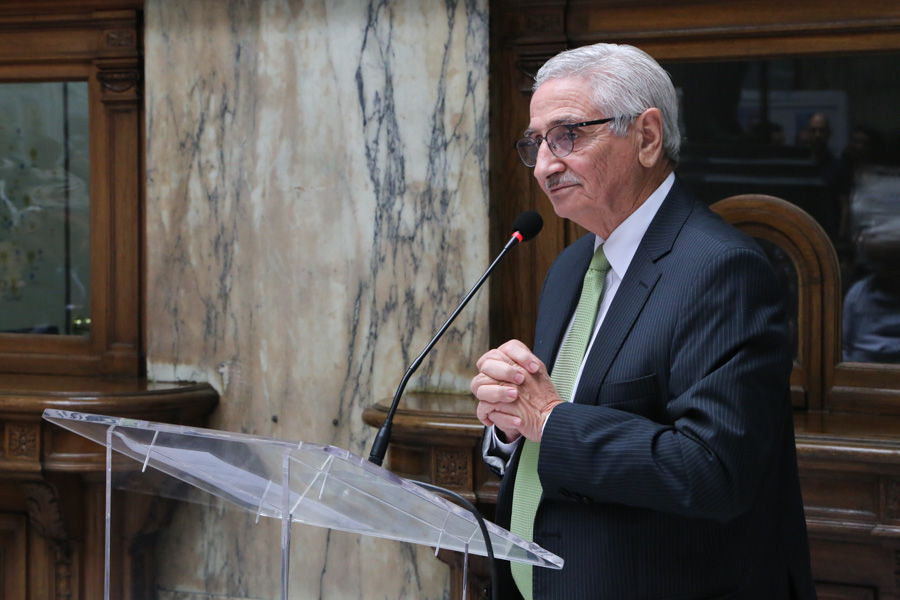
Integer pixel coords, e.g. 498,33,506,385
43,409,563,599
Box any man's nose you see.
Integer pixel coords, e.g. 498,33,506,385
533,141,563,178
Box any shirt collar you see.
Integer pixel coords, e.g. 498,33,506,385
594,172,675,278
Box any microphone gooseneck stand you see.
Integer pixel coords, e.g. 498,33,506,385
368,211,543,467
367,211,543,600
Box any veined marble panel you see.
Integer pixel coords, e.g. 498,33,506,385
145,0,489,598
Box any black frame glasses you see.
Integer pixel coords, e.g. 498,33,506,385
514,117,617,167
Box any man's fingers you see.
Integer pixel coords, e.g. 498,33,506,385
471,376,518,403
478,357,525,385
487,411,523,433
476,402,497,426
477,409,495,428
475,347,515,371
475,341,544,379
477,401,523,435
498,339,543,374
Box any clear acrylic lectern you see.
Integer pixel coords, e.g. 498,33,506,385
43,409,563,599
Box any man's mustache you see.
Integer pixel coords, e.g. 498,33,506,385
545,173,580,192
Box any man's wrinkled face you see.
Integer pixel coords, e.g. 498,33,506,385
528,77,641,233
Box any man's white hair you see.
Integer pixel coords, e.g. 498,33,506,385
535,43,682,164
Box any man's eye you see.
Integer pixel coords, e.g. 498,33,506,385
553,129,577,144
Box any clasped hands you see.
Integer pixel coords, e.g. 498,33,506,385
470,339,563,443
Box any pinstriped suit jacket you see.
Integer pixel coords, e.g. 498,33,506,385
491,178,816,599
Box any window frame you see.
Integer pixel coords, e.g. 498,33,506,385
0,6,144,376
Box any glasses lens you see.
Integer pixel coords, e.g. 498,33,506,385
515,138,539,167
547,125,575,158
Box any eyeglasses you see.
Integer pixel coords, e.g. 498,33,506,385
514,117,617,167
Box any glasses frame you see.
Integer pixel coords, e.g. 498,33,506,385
514,117,617,167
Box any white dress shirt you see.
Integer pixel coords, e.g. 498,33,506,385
485,173,675,467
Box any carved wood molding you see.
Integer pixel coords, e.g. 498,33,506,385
434,448,471,489
887,479,900,523
97,68,141,94
22,481,76,600
105,29,136,50
514,49,562,92
0,7,140,64
500,3,569,90
22,481,69,542
6,421,40,460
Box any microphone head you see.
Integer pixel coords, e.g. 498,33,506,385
512,210,543,242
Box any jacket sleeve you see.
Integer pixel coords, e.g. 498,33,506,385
481,425,522,477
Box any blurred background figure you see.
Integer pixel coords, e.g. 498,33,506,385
843,219,900,363
801,112,850,193
842,125,885,183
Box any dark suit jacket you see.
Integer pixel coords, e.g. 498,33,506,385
490,178,816,599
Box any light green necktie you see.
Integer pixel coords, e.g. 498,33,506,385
510,245,610,599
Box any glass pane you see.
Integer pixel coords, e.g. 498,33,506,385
842,178,900,364
0,82,90,336
665,54,900,364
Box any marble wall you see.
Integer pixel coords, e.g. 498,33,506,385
144,0,489,598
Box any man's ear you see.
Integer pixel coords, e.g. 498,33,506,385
636,108,665,168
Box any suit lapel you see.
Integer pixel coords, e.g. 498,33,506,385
572,178,695,405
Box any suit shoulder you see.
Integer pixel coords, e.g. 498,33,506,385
680,201,765,258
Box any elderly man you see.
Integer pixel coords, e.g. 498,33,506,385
471,43,815,599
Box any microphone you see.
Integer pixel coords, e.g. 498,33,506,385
508,210,543,244
368,211,543,466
